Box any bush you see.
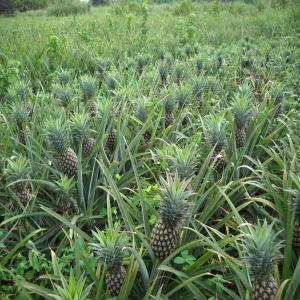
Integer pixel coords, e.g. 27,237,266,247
47,0,90,17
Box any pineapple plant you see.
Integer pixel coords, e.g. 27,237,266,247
205,114,227,173
70,112,96,157
242,220,283,300
45,118,78,178
56,68,72,86
174,64,185,84
5,157,31,205
164,96,176,128
90,228,128,297
95,57,111,83
159,62,169,86
232,85,252,148
52,83,73,107
54,176,77,214
11,102,29,145
192,79,204,106
80,75,98,116
136,99,151,143
151,173,193,260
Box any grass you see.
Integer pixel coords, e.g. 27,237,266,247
0,0,300,299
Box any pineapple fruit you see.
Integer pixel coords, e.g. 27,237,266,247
5,157,31,205
164,96,175,128
242,220,283,300
291,197,300,254
70,113,96,157
45,118,78,178
52,83,73,108
205,114,227,173
90,228,128,297
106,128,117,153
232,84,252,148
80,75,98,116
11,102,28,145
151,173,193,260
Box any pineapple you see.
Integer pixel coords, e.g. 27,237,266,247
164,96,175,128
55,176,77,214
151,174,193,260
174,64,185,85
5,157,31,205
14,80,31,101
205,114,227,173
52,83,73,107
80,75,98,116
136,100,151,143
45,118,78,178
90,228,128,296
242,220,283,300
70,113,96,157
106,128,117,153
56,68,72,86
11,102,28,145
290,197,300,254
159,62,169,86
232,84,252,148
95,57,111,83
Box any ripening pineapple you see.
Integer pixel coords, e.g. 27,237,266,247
242,220,283,300
290,197,300,254
70,113,96,157
232,85,252,148
45,118,78,178
136,100,151,143
151,174,193,260
5,157,31,205
106,128,117,153
55,176,77,214
205,114,227,173
90,228,128,296
164,96,175,128
11,102,28,145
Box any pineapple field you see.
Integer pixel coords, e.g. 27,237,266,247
1,0,300,299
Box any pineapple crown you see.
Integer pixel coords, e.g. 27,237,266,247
52,83,73,106
192,79,205,97
90,227,129,272
5,156,31,187
106,75,118,91
70,112,91,143
80,75,97,101
11,102,28,128
242,220,283,280
10,80,31,101
54,176,76,206
204,114,227,151
175,87,190,109
164,95,176,114
136,99,149,123
271,82,285,105
159,62,169,81
56,68,72,86
169,145,198,180
45,118,69,154
232,94,252,128
159,173,193,227
95,57,111,73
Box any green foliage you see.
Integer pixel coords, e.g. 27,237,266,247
48,0,90,17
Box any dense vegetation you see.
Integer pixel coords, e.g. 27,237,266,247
0,0,300,299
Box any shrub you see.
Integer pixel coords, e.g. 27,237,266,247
47,0,90,17
0,0,48,14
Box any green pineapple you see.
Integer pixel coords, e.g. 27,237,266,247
45,118,78,178
232,85,252,148
164,96,175,128
70,113,96,157
55,176,77,214
11,102,28,145
56,68,72,86
151,174,193,260
90,228,128,296
242,220,283,300
5,157,31,204
205,114,227,173
52,83,73,107
80,75,98,116
136,100,151,143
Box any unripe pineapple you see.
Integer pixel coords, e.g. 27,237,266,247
232,84,252,148
90,228,129,297
11,102,29,145
45,118,78,178
52,83,73,107
205,114,227,173
242,220,283,300
106,128,117,153
70,113,96,158
151,174,193,260
56,68,72,86
55,176,77,214
5,156,31,205
164,96,175,128
136,100,151,143
80,75,97,102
